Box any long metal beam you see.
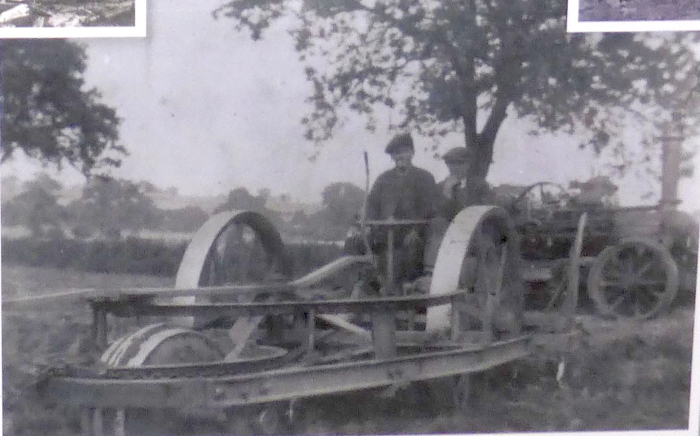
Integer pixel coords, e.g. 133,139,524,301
97,291,466,318
4,255,374,308
40,336,530,409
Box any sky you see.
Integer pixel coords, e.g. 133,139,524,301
3,0,700,211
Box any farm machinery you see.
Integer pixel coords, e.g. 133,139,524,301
6,205,587,436
509,180,698,320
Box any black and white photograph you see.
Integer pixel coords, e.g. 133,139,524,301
569,0,700,32
578,0,700,22
2,1,699,435
0,0,144,38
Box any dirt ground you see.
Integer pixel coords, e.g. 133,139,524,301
579,0,700,21
2,265,695,435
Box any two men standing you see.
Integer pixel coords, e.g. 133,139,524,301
365,132,485,291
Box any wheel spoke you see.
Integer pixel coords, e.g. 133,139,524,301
623,254,636,276
545,279,566,311
633,298,644,317
635,284,660,301
605,256,626,279
608,292,628,310
632,278,666,287
634,259,655,279
599,279,621,288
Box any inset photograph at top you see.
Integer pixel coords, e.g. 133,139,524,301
569,0,700,32
0,0,145,38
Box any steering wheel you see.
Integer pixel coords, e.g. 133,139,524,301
509,182,569,226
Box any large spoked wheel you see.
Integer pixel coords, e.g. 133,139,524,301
171,210,291,329
176,210,291,289
509,182,568,223
89,324,225,436
587,239,679,320
426,206,524,339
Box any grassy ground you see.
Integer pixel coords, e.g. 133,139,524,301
579,0,700,21
2,265,695,435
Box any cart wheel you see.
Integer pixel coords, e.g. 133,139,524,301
509,182,568,222
172,210,292,328
90,323,225,436
177,210,291,288
427,206,523,338
222,402,292,436
587,239,679,320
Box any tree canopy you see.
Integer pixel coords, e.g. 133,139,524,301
321,182,365,226
69,178,162,238
216,0,700,182
1,40,126,176
2,173,66,237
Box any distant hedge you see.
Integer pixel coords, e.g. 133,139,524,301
1,237,343,278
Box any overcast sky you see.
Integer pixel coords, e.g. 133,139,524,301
3,0,699,211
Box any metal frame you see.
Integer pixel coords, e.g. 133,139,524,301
41,337,530,410
9,206,586,436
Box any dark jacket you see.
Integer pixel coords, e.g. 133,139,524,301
367,166,438,221
438,177,491,220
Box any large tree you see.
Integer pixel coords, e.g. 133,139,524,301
2,173,66,237
321,182,365,226
69,178,162,238
1,40,126,176
215,0,700,183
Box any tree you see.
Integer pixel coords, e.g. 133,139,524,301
213,187,285,228
216,1,700,184
161,206,209,233
70,178,162,238
213,187,268,213
321,182,365,226
3,173,66,237
1,40,126,176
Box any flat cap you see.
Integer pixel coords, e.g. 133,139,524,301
442,147,472,163
385,133,414,154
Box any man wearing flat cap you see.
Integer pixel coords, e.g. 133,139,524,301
366,132,439,289
438,146,491,220
423,146,492,276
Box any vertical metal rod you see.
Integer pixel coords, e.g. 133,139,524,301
81,408,94,436
407,309,416,331
371,308,396,359
93,408,104,436
306,309,316,353
450,297,461,342
372,226,397,359
386,228,395,293
92,304,108,350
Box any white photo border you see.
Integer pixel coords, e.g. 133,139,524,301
568,0,700,33
0,0,146,39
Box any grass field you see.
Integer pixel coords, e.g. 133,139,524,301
2,265,695,435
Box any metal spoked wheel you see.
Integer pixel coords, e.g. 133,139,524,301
510,182,568,224
89,324,225,436
427,206,524,339
176,210,291,289
587,238,679,320
171,210,291,330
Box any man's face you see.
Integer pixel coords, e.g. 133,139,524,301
390,148,414,170
446,160,470,179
